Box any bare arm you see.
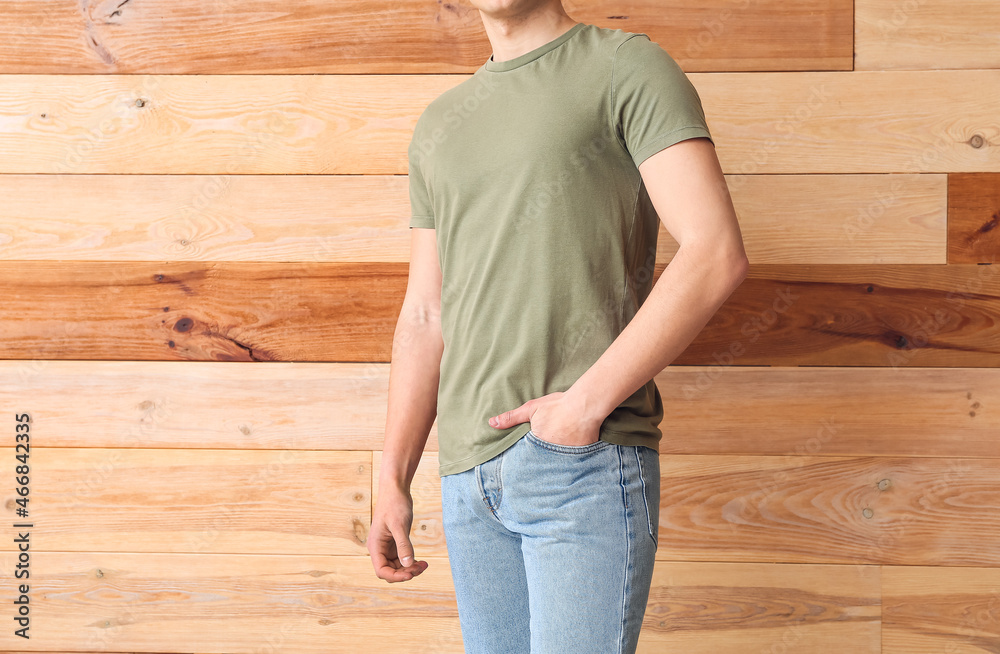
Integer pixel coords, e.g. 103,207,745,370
567,137,749,425
488,137,749,441
379,226,444,492
369,226,442,582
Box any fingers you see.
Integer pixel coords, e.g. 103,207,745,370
377,557,429,583
368,521,428,583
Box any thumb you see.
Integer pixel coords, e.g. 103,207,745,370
489,405,527,429
396,537,416,567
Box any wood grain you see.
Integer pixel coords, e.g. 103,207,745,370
0,72,997,175
0,360,395,451
948,173,1000,264
640,561,880,653
0,174,413,263
4,361,996,457
676,263,1000,367
0,448,370,555
0,173,946,264
657,455,1000,566
0,261,406,362
856,0,1000,70
0,552,463,652
882,565,1000,653
0,0,852,74
2,262,999,365
654,366,999,458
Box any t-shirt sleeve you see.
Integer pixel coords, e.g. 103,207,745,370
407,131,436,229
612,34,713,169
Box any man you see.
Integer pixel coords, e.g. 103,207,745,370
369,1,748,652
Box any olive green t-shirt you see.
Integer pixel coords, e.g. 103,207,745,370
407,21,714,477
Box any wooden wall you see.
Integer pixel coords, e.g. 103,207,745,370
0,1,998,651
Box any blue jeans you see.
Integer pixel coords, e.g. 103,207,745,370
440,429,660,653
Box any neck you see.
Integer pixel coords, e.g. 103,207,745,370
479,3,577,64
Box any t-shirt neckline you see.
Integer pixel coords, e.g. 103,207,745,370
484,22,586,72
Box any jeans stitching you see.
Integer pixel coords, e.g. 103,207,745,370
617,445,629,654
495,446,504,513
635,447,654,545
476,463,497,516
526,429,612,455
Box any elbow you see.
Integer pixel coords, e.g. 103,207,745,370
677,241,750,289
714,246,749,289
731,252,750,285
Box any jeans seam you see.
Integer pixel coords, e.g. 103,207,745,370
635,447,654,544
617,445,629,654
475,464,496,517
495,447,504,513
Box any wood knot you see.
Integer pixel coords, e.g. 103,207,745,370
968,134,986,149
978,213,999,234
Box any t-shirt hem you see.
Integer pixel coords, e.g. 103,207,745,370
601,427,660,453
437,423,659,476
438,423,533,477
631,126,714,168
409,215,435,228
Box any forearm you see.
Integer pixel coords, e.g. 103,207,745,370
565,243,749,426
379,309,444,494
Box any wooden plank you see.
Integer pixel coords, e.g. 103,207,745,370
659,455,1000,566
3,262,1000,365
580,0,855,72
0,261,406,362
639,561,880,652
0,72,997,175
700,70,1000,174
378,451,1000,567
0,552,463,652
856,0,1000,70
3,362,998,457
670,173,946,264
0,551,878,652
0,0,852,74
0,174,414,263
0,173,946,264
0,448,370,555
882,565,1000,653
948,173,1000,264
654,366,1000,458
675,263,1000,367
0,361,396,450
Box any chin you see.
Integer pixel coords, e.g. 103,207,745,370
469,0,547,18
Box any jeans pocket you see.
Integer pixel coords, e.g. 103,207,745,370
525,429,612,455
